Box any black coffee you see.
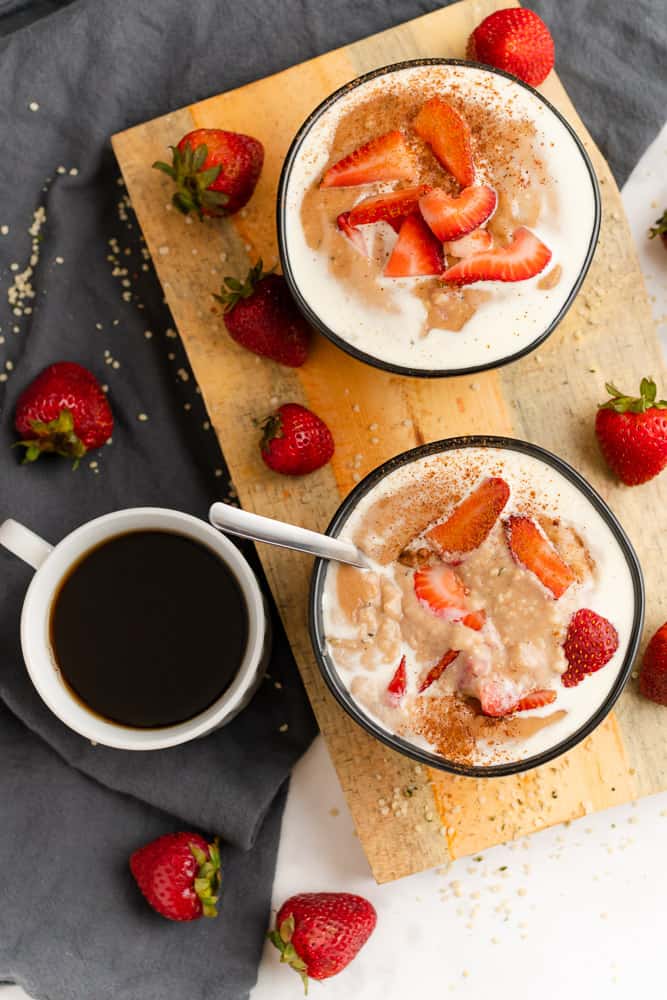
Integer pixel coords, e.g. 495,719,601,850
49,530,249,728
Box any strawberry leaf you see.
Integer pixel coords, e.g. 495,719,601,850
153,141,225,220
649,209,667,239
599,377,667,414
189,837,222,919
214,258,266,312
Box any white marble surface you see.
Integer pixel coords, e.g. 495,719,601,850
3,123,667,1000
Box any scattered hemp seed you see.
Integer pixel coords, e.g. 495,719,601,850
279,723,289,733
0,225,8,235
137,413,149,422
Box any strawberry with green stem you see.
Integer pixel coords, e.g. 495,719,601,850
153,128,263,218
269,892,377,992
130,832,221,921
215,260,310,367
595,378,667,486
13,361,113,468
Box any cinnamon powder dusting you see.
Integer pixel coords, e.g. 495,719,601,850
408,694,567,766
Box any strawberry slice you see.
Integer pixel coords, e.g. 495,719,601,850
462,609,486,631
418,649,459,693
348,185,431,226
336,212,368,256
386,655,407,706
427,477,510,556
413,563,467,618
320,130,414,188
441,227,552,285
413,97,474,187
514,689,557,712
445,229,493,258
420,186,497,242
504,515,575,599
478,681,556,717
477,679,519,718
385,215,444,278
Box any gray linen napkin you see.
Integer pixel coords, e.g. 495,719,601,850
0,2,664,999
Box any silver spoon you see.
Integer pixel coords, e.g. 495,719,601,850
208,502,371,569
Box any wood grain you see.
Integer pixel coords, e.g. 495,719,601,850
112,0,666,882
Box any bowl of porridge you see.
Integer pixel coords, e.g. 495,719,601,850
309,437,644,776
278,59,601,377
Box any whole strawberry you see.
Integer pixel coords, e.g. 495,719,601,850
595,378,667,486
468,8,555,87
14,361,113,467
268,892,376,990
130,832,221,921
649,210,667,251
562,608,619,687
260,403,334,476
153,128,263,218
639,622,667,706
215,261,310,367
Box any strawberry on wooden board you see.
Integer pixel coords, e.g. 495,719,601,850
215,260,310,367
444,228,493,258
268,892,377,990
260,403,334,476
441,227,551,285
427,477,510,556
504,515,575,598
347,185,431,226
467,8,555,87
649,210,667,251
153,128,263,218
336,212,368,256
14,361,113,467
595,378,667,486
419,185,497,242
562,608,619,687
130,832,221,921
413,97,474,187
640,622,667,706
418,649,459,692
384,214,444,277
386,655,407,705
320,130,414,188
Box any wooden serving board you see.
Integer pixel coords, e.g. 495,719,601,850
112,0,667,883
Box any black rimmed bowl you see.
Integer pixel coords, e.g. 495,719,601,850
277,59,601,379
309,437,644,778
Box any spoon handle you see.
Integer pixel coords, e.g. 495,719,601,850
208,502,370,569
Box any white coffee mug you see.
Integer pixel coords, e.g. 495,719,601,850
0,507,270,750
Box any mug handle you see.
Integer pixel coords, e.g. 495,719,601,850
0,519,53,570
